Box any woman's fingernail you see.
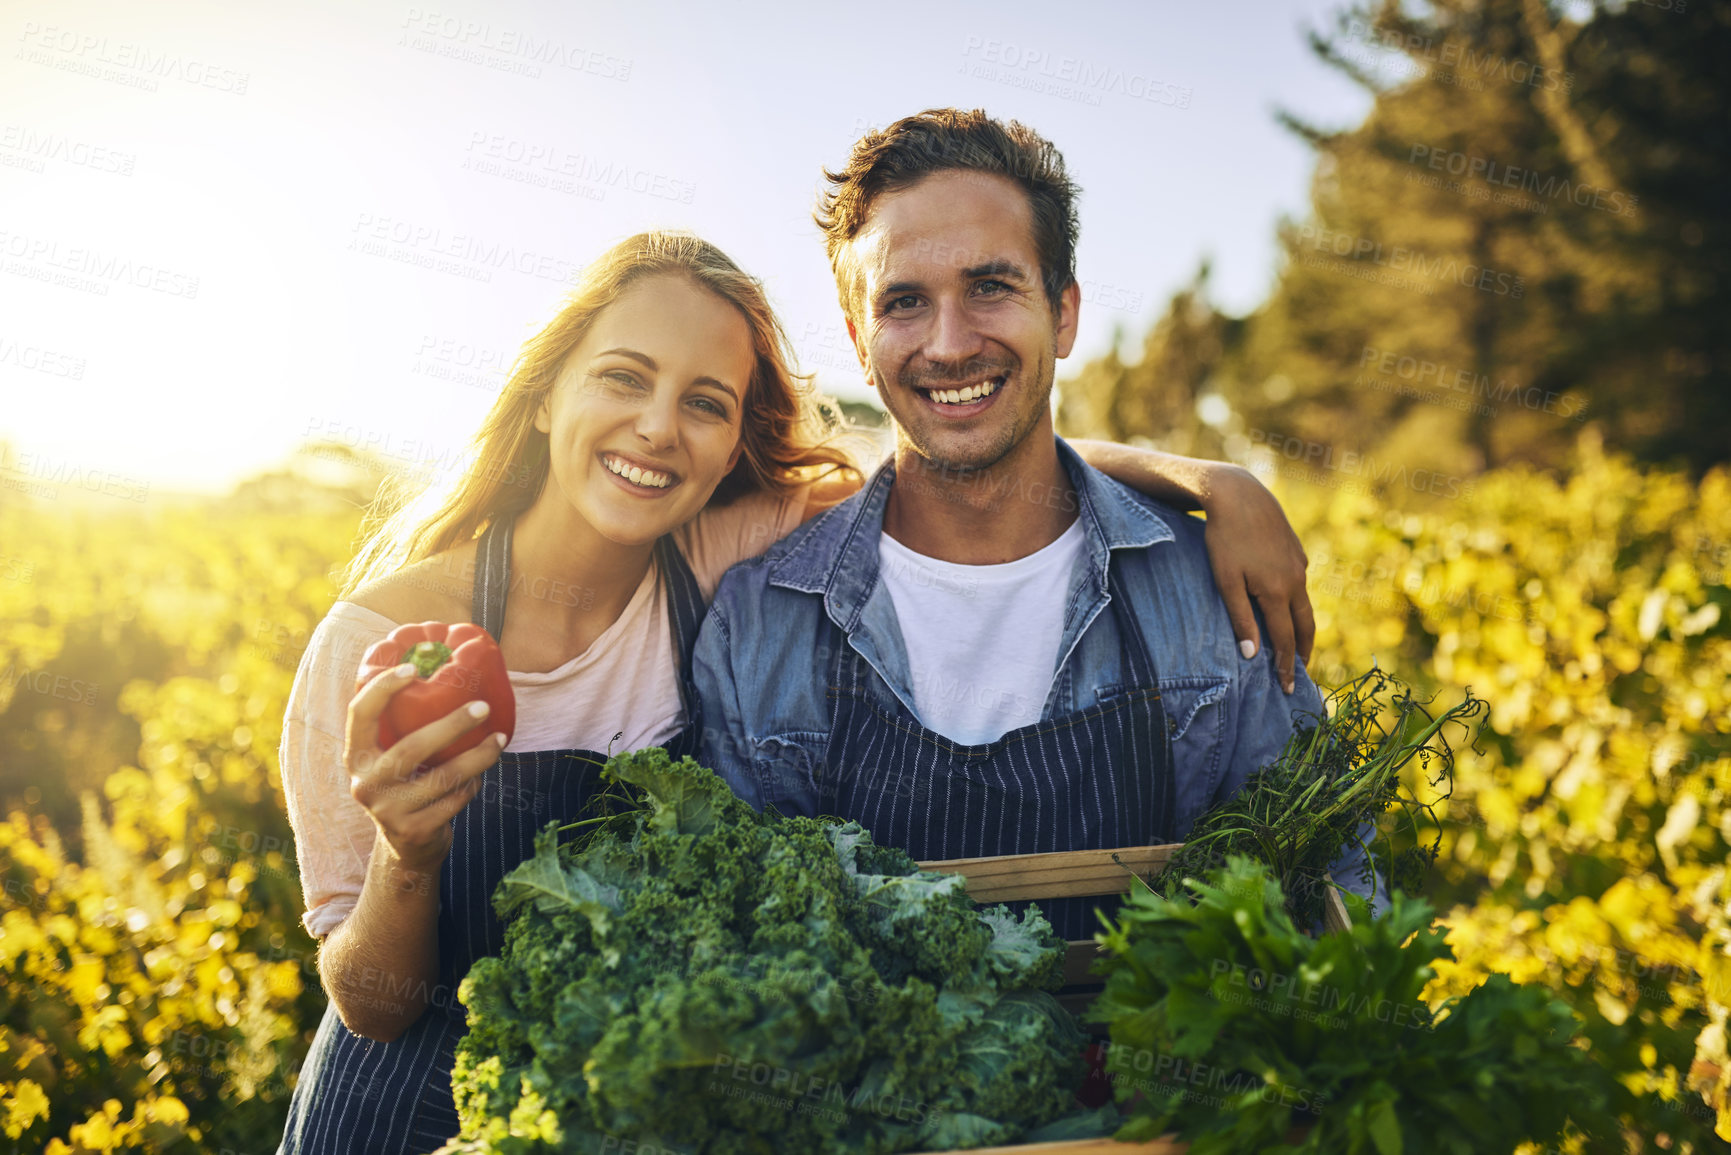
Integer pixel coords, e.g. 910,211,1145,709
492,732,508,748
1283,678,1295,694
1239,640,1256,660
395,663,416,677
468,700,490,718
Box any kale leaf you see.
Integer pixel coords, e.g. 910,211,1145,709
444,749,1093,1154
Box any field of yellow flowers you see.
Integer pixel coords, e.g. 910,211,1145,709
1279,437,1730,1149
0,437,1726,1151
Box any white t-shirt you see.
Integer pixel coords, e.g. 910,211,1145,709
877,520,1086,746
281,490,806,939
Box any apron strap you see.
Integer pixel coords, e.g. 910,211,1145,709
655,535,707,737
469,514,704,741
1103,547,1176,839
470,514,512,639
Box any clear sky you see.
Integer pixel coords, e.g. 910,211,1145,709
0,0,1370,494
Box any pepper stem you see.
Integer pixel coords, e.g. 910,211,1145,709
406,640,454,679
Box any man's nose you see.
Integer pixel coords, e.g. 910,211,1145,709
921,296,986,368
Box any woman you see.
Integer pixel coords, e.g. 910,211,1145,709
277,231,1310,1153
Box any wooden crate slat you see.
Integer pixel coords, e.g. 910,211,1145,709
917,844,1179,902
1322,878,1353,936
912,1137,1187,1155
916,845,1355,936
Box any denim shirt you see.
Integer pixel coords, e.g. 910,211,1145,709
694,438,1385,907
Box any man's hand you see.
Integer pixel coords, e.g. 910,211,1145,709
1202,465,1315,694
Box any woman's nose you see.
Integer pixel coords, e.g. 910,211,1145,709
634,392,679,450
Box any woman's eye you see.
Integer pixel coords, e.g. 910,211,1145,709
690,397,726,417
592,369,646,394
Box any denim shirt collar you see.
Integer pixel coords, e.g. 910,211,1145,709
767,437,1176,635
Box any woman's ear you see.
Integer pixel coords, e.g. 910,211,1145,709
534,393,553,434
725,433,745,476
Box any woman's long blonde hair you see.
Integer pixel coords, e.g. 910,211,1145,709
340,231,861,596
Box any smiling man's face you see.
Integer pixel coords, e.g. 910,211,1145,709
844,169,1080,474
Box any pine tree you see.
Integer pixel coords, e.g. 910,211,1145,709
1058,0,1729,474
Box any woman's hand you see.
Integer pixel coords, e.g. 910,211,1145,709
315,666,502,1043
1200,465,1315,695
345,664,506,875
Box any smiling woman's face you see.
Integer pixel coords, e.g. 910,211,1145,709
534,272,753,545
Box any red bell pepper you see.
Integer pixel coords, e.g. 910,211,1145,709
355,622,516,767
1077,1039,1115,1109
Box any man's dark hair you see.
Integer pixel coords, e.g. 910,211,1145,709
814,108,1080,323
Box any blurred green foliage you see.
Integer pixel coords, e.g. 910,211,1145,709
1060,0,1729,477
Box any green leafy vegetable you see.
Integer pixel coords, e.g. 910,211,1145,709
1090,856,1619,1153
1152,669,1484,926
444,749,1096,1154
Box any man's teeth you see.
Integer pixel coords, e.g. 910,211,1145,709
604,455,672,489
928,377,1003,405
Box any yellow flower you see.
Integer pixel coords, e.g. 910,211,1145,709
2,1078,51,1139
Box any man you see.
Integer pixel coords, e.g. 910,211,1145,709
695,108,1377,937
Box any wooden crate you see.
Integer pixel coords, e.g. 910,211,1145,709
907,844,1352,1155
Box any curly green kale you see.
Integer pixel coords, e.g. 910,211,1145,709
445,749,1093,1155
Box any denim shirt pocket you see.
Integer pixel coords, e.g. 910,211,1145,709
751,732,828,817
1154,675,1231,828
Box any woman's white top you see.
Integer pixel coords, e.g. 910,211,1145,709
280,491,805,938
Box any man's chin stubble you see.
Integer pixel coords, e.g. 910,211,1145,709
898,423,1030,489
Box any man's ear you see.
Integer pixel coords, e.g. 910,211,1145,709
845,313,869,372
1053,280,1082,360
838,251,872,374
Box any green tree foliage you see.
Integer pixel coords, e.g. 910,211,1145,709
1058,0,1730,475
1055,263,1239,462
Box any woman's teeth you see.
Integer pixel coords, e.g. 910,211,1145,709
928,377,1003,405
604,455,672,489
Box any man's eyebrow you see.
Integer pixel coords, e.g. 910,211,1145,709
597,347,739,402
962,260,1029,281
875,259,1027,299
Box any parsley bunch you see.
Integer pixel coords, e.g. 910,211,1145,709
1153,669,1485,927
1090,857,1617,1153
443,749,1106,1154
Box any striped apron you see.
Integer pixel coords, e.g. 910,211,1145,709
278,516,704,1155
818,556,1176,942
